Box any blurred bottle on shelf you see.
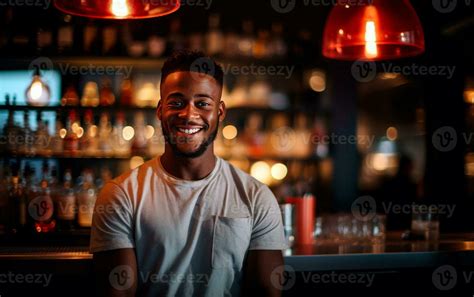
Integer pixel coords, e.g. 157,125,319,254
99,77,116,106
34,111,52,156
238,20,255,57
81,81,100,107
98,112,113,156
167,18,185,54
57,14,74,55
63,110,80,156
31,162,56,233
51,116,65,155
148,118,164,157
131,111,149,156
293,113,312,158
55,168,76,231
61,83,79,106
253,30,270,59
120,78,134,106
102,25,118,56
19,111,34,156
81,109,99,156
206,14,223,56
3,95,21,154
77,169,97,228
111,111,131,157
270,22,287,58
8,165,27,234
243,113,265,158
148,35,166,58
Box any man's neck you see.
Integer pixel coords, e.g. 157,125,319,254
159,149,217,181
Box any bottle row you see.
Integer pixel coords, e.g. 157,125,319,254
1,12,298,60
1,104,329,160
0,161,108,234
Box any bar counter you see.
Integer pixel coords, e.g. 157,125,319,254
1,232,473,296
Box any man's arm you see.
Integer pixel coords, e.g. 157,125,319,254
242,250,284,297
93,248,138,297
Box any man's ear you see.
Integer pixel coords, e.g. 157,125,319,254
156,100,162,121
218,100,226,123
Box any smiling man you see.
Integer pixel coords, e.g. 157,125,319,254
91,50,287,297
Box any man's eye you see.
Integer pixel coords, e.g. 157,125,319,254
197,101,210,107
169,101,183,107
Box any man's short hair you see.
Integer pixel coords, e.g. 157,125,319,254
160,50,224,87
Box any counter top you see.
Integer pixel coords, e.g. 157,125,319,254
1,233,474,271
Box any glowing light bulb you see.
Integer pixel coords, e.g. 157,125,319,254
222,125,238,140
271,163,288,181
122,126,135,141
111,0,130,17
30,81,44,100
365,20,378,59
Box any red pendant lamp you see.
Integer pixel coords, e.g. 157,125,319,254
54,0,180,19
322,0,424,61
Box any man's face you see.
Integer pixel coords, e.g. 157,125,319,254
157,71,225,158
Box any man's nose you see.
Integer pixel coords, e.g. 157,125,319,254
178,103,199,119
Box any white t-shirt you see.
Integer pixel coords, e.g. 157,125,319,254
90,157,287,297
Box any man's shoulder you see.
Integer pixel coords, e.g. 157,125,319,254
220,158,272,196
110,157,159,188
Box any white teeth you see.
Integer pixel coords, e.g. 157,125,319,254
178,128,201,134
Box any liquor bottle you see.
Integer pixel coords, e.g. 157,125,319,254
119,79,134,106
270,22,287,58
206,14,223,56
81,81,100,107
253,30,270,59
8,166,27,234
57,14,74,55
102,25,118,56
77,169,97,228
51,116,65,155
63,110,80,156
166,18,185,54
148,118,164,157
61,83,80,106
98,112,113,156
131,111,148,156
99,78,116,106
111,111,131,157
243,113,265,158
238,20,255,57
147,35,166,58
81,109,99,157
56,169,76,231
3,95,20,154
34,111,52,156
30,162,56,233
19,111,34,155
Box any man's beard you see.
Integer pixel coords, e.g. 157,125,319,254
162,124,219,158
